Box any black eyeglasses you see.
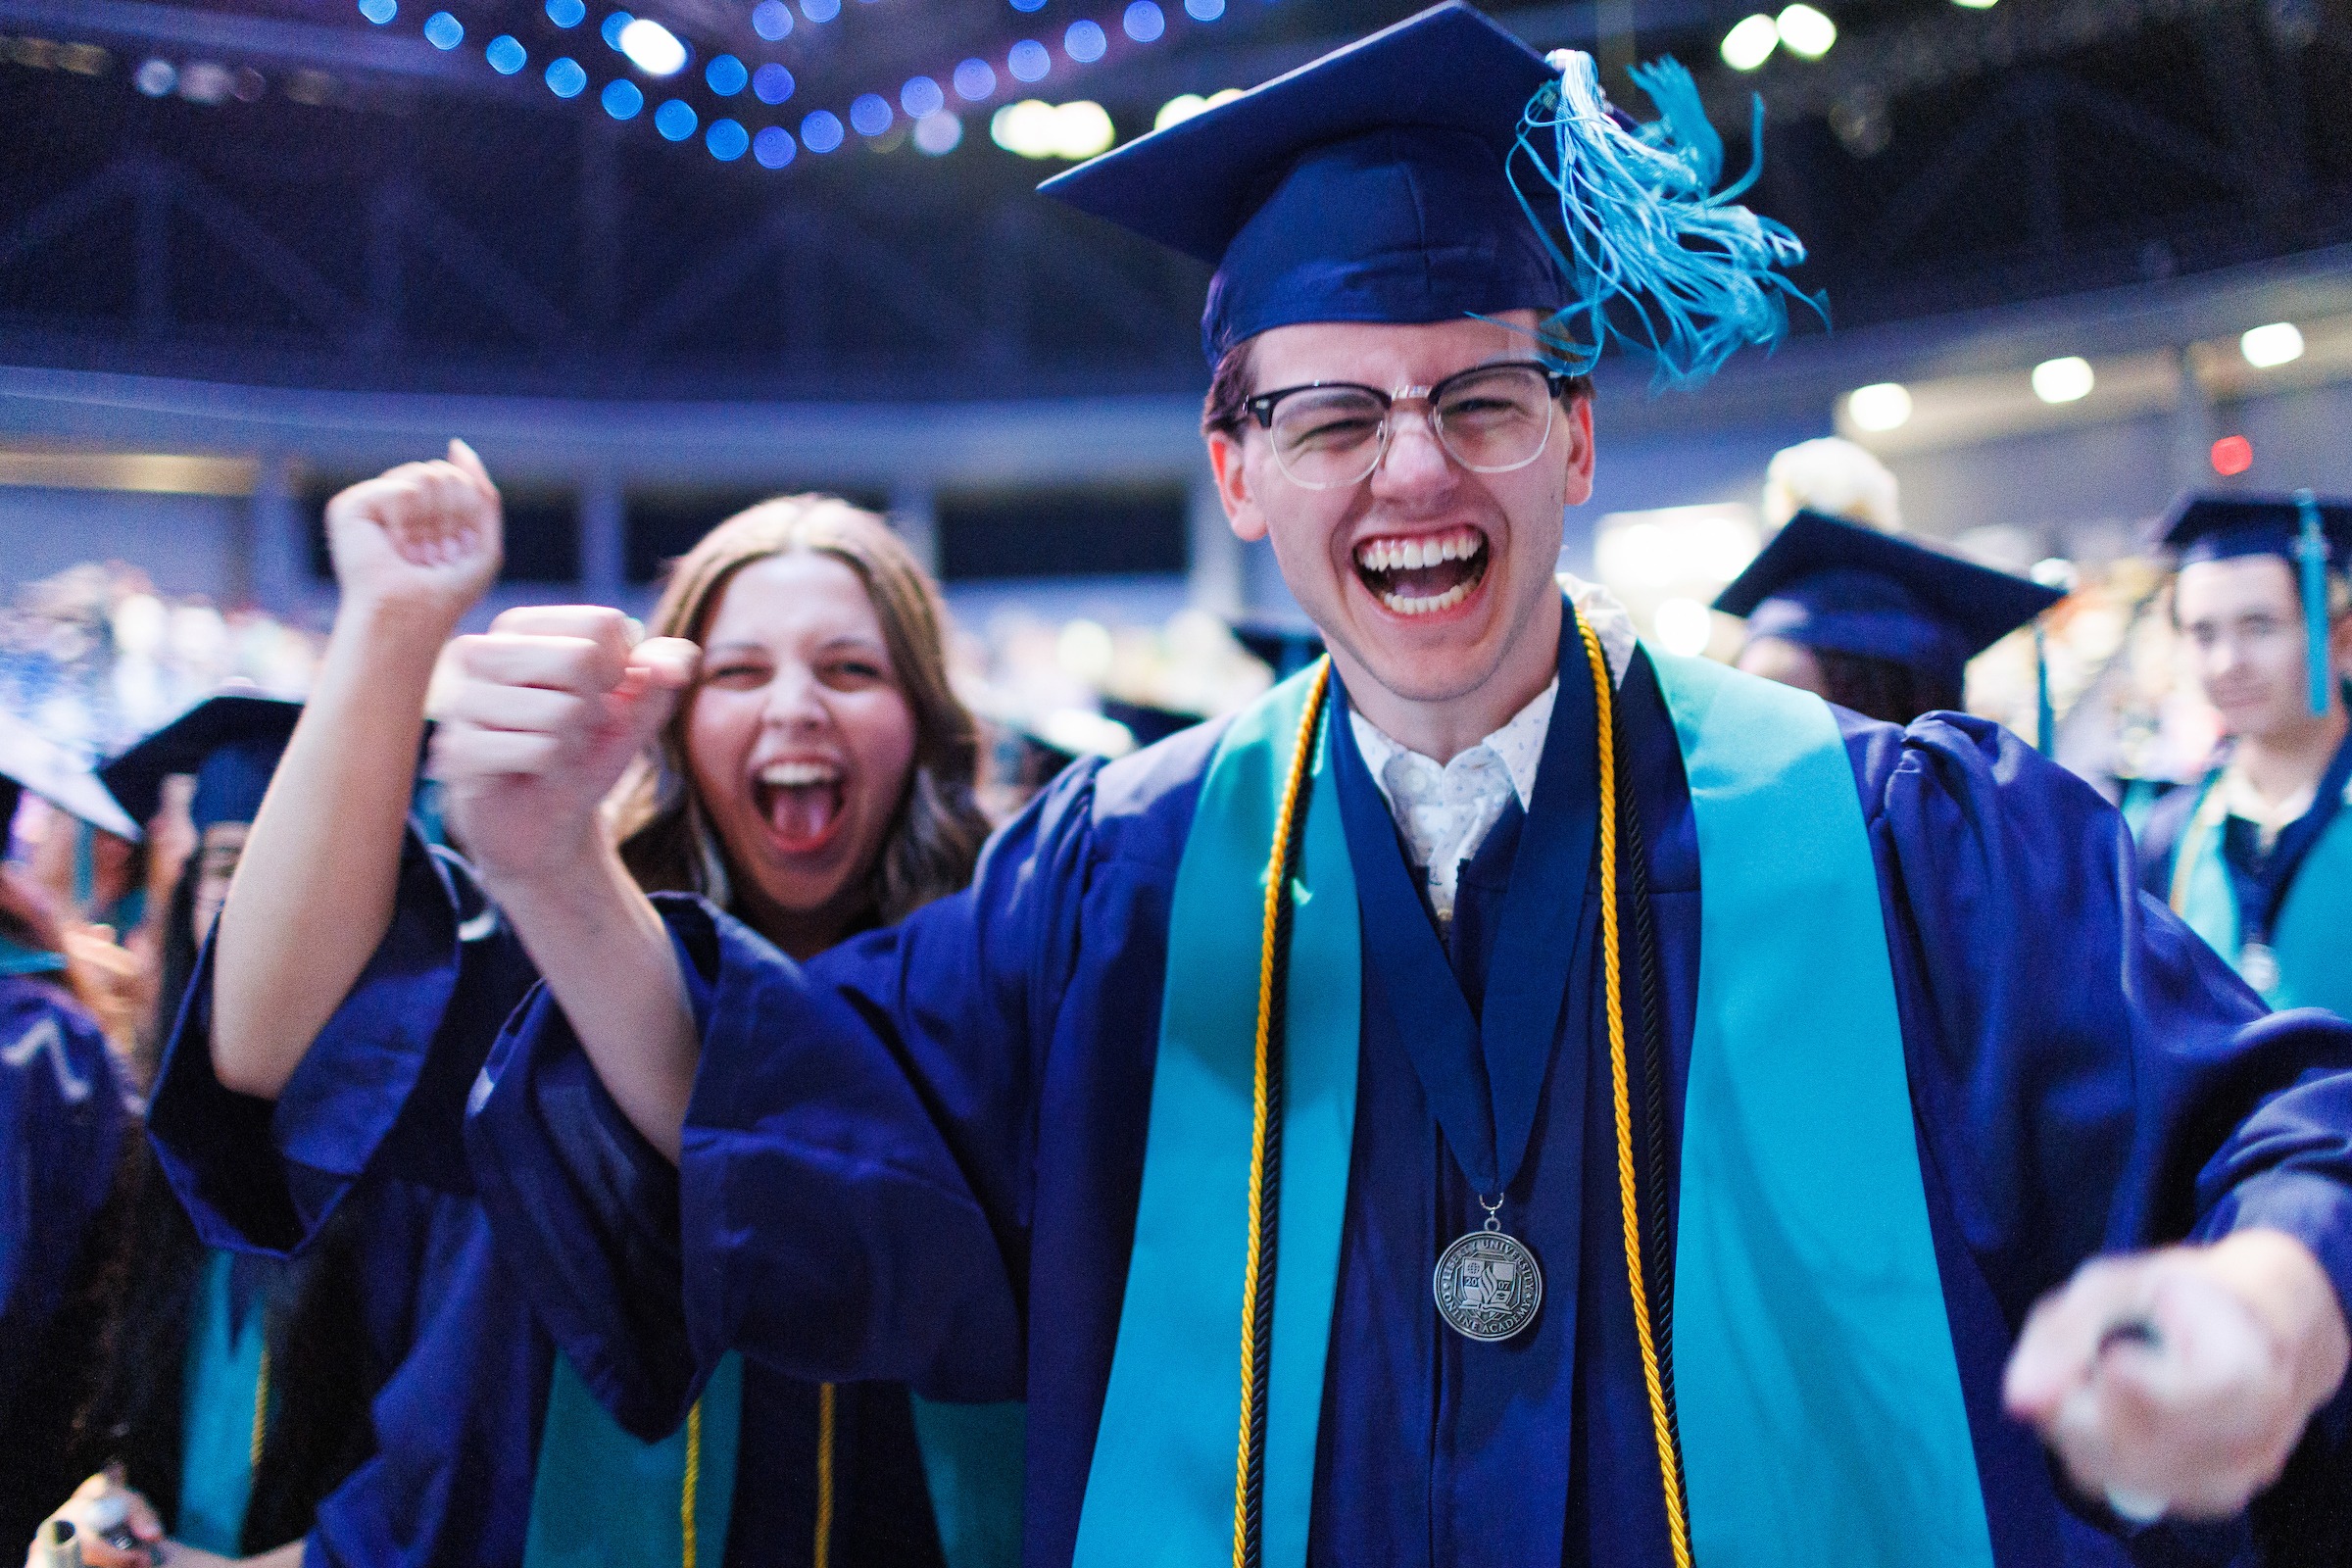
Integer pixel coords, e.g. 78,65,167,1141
1245,360,1574,489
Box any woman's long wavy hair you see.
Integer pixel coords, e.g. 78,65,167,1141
611,496,992,927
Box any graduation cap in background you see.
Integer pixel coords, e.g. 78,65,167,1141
1040,2,1812,382
1230,618,1326,679
1099,697,1204,750
2162,490,2352,716
99,693,303,833
0,710,142,843
1714,511,2066,703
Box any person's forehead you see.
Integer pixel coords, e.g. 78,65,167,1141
2177,554,2299,615
706,553,885,647
1245,311,1542,386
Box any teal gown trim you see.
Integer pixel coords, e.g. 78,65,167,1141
521,1349,743,1568
1071,666,1358,1568
1652,651,1994,1568
910,1398,1027,1568
1073,650,1990,1566
177,1249,268,1555
2175,771,2352,1017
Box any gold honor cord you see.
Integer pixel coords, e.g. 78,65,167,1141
1582,621,1693,1568
813,1382,838,1568
250,1348,270,1470
1232,662,1333,1568
682,1396,703,1568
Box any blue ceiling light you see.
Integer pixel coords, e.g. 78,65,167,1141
546,0,585,24
1007,38,1050,80
751,0,793,37
1122,0,1164,39
849,92,892,135
1063,19,1105,60
617,17,688,74
901,75,944,118
655,98,698,139
600,11,632,49
801,109,844,151
423,12,465,48
545,55,587,94
358,0,397,22
753,62,795,103
1184,0,1223,19
753,124,796,166
1010,0,1048,13
707,117,750,159
486,34,528,73
803,0,840,22
706,53,748,94
602,76,644,118
953,58,997,99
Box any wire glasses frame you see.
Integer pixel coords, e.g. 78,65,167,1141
1244,360,1576,491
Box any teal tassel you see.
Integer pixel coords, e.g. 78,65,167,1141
1506,51,1823,390
2035,626,2054,758
2297,488,2330,717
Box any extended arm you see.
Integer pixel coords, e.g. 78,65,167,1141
209,442,501,1099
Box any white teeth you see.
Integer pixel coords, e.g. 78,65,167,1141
1353,528,1484,573
760,761,840,787
1378,580,1475,616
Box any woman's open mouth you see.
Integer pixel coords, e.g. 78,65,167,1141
1352,525,1490,617
754,760,846,854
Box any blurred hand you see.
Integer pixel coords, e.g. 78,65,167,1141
2004,1229,2350,1523
430,606,699,889
322,440,502,635
27,1467,163,1568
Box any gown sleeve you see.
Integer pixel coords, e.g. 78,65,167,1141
467,760,1108,1433
147,826,535,1256
1852,710,2352,1339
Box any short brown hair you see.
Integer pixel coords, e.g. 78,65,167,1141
611,496,992,926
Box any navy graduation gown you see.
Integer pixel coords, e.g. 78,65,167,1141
468,649,2352,1567
2137,727,2352,937
147,833,945,1568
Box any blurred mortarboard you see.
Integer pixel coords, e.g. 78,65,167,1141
0,710,141,841
1231,618,1326,679
1714,511,2064,693
1100,697,1205,750
2159,492,2352,569
1039,3,1810,380
100,693,302,832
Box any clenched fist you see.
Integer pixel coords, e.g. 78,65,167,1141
323,439,502,635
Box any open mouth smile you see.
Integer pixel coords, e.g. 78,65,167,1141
1352,525,1491,616
753,759,846,854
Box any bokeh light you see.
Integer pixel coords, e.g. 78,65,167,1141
803,0,840,22
602,77,644,119
1775,4,1837,58
358,0,397,21
2241,321,2305,368
991,98,1113,158
1845,381,1912,432
1064,21,1106,61
423,12,465,48
134,58,177,95
485,34,528,74
753,124,796,166
706,54,747,95
1653,598,1715,658
600,11,632,49
1184,0,1224,20
1123,0,1165,39
850,93,893,135
1153,86,1237,128
655,98,697,138
1007,39,1051,79
913,111,962,154
801,109,844,151
1010,0,1048,13
751,0,793,37
545,56,588,95
618,18,686,74
753,62,795,103
954,58,998,100
707,117,750,159
2031,355,2094,404
2211,435,2254,476
902,75,944,118
1720,14,1777,69
546,0,585,24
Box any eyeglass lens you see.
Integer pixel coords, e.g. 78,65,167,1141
1266,366,1556,489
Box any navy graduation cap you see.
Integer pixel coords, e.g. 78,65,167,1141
2162,490,2352,714
1230,617,1326,679
0,710,142,842
100,693,302,833
1714,511,2064,697
1040,1,1812,382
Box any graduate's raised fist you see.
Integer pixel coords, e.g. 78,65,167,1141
2004,1229,2350,1524
429,605,698,886
323,439,502,631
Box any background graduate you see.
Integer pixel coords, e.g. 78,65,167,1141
170,445,1007,1568
2139,493,2352,1018
370,8,2352,1566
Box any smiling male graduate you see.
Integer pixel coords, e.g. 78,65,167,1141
420,7,2352,1564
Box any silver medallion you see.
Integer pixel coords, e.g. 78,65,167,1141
1433,1203,1544,1342
2240,942,2282,996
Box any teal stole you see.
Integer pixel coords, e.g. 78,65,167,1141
178,1250,270,1555
0,931,68,977
2172,772,2352,1018
522,1351,743,1568
1070,653,1995,1567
